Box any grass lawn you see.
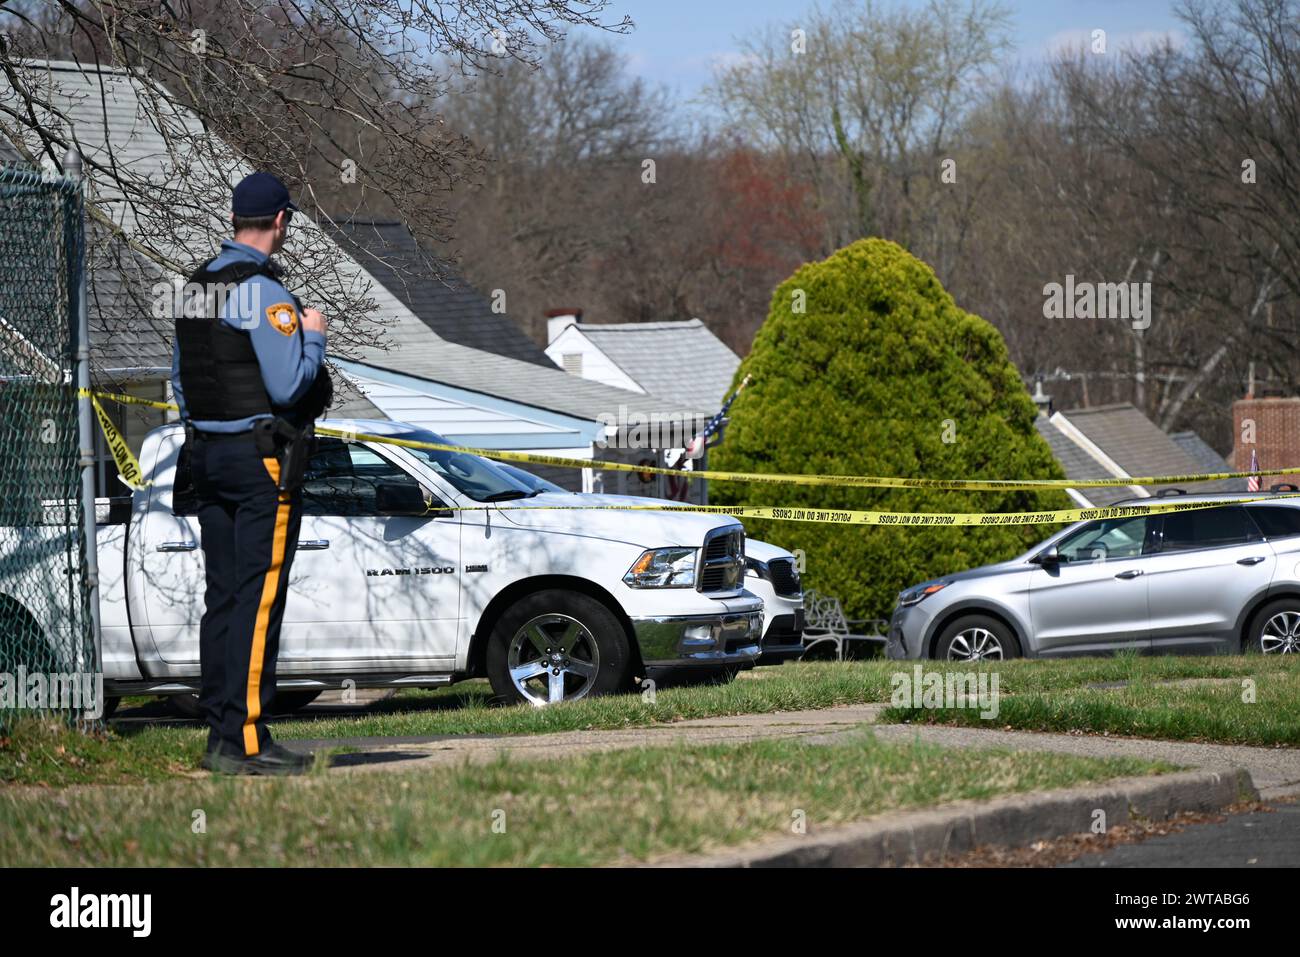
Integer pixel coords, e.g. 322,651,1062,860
2,654,1295,788
0,731,1174,867
883,660,1300,746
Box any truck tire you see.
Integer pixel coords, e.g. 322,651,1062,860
166,693,203,719
486,590,631,706
0,595,61,674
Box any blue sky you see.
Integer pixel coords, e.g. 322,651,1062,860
596,0,1188,103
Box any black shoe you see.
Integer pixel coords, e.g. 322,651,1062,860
200,742,319,776
242,742,318,776
199,749,219,772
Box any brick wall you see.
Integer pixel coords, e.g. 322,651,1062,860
1232,397,1300,488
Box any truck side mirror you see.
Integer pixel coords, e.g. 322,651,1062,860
375,482,451,518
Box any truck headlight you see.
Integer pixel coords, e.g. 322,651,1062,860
624,547,698,588
898,582,949,606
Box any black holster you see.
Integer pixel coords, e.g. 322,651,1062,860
252,417,313,492
172,424,199,515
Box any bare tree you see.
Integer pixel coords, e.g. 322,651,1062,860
0,0,630,375
1042,0,1300,438
708,0,1011,249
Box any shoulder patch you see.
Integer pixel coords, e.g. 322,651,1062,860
265,302,299,337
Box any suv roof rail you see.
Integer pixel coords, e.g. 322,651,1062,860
1155,487,1187,497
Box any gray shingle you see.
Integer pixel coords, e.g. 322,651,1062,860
572,320,741,414
1057,404,1240,495
1171,431,1247,492
1034,417,1133,506
4,60,701,425
324,219,552,368
85,220,172,373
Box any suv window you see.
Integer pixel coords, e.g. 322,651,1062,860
301,439,443,517
1246,505,1300,540
1158,506,1260,553
1055,515,1152,562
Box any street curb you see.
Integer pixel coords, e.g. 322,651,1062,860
658,769,1258,868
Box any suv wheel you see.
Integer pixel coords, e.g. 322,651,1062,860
487,590,632,706
934,615,1021,661
1247,600,1300,654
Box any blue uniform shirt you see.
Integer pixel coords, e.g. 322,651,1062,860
171,240,327,433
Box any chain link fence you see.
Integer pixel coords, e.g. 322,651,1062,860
0,161,94,722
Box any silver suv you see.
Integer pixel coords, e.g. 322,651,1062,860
887,492,1300,660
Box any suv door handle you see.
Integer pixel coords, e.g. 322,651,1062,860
297,539,330,550
156,541,197,552
1114,569,1144,579
1237,556,1266,565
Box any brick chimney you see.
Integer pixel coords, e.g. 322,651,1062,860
1232,396,1300,487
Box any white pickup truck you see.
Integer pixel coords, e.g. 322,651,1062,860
1,420,765,711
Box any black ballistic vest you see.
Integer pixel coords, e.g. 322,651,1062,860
174,258,332,423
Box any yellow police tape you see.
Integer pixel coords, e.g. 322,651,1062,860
472,495,1300,527
89,395,150,490
82,388,1300,525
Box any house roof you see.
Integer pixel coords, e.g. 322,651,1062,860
3,60,700,427
324,219,552,368
1034,417,1133,506
85,221,173,373
1170,431,1246,491
561,319,740,413
1049,404,1241,499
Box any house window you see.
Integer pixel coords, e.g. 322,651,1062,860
562,353,583,376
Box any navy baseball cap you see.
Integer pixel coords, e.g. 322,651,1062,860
232,172,298,218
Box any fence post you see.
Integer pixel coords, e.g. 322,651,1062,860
64,148,101,709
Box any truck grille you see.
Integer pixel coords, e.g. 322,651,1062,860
767,557,802,598
698,527,744,593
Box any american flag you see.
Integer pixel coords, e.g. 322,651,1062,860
682,374,752,460
1247,448,1260,492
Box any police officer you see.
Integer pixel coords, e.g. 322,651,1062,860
171,172,331,775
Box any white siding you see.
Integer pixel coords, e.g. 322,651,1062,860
544,326,645,395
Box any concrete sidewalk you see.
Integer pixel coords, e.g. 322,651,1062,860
298,702,1300,802
300,703,890,772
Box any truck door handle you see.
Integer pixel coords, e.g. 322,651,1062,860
1237,556,1266,565
1114,569,1143,579
297,539,330,550
156,541,197,552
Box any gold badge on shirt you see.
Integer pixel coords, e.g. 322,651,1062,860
265,302,298,337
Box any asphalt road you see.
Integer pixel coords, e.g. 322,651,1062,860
1063,802,1300,867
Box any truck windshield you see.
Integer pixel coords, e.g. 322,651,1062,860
495,463,568,494
395,432,535,502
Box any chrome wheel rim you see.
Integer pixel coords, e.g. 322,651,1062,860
947,627,1004,661
1259,612,1300,654
507,613,601,706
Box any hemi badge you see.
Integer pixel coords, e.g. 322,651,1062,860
465,564,488,573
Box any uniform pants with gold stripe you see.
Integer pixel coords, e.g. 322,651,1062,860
191,431,303,756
